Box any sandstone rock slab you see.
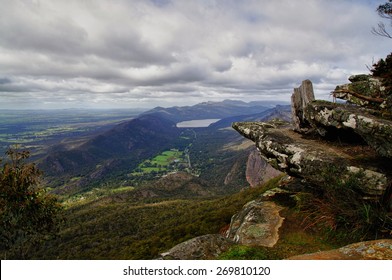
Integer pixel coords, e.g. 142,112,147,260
226,200,284,247
158,234,234,260
232,121,389,197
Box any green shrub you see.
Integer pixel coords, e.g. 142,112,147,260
371,52,392,100
0,148,63,259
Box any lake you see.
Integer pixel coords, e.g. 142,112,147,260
176,119,221,128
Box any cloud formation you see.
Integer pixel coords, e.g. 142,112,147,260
0,0,390,109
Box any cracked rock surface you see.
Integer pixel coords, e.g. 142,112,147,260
232,121,389,197
226,200,284,247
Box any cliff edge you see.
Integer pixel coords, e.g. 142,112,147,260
160,77,392,260
233,78,392,203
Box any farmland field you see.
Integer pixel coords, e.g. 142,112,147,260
0,109,143,155
131,149,190,177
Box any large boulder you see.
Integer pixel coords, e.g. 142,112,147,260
158,234,234,260
226,200,284,247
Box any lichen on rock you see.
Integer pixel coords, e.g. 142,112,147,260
226,200,284,247
304,101,392,158
232,119,389,198
158,234,234,260
332,74,387,110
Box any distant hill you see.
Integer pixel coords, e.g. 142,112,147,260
141,100,276,122
210,105,291,129
40,114,181,193
85,114,179,156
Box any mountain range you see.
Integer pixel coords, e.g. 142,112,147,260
141,99,281,122
38,100,290,195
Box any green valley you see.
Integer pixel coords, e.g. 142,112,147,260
131,149,189,176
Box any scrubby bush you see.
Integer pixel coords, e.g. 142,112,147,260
0,148,63,259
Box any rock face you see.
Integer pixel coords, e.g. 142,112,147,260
226,200,284,247
288,239,392,260
158,234,234,260
246,149,282,187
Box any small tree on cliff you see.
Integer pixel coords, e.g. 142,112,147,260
371,52,392,96
372,0,392,38
0,148,63,259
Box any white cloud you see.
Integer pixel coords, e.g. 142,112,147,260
0,0,390,109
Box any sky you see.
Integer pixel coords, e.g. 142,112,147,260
0,0,391,109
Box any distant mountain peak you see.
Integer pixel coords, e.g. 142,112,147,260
142,99,272,123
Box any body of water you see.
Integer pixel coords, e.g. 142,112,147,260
176,119,220,128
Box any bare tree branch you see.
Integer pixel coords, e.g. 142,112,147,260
371,22,392,39
373,1,392,39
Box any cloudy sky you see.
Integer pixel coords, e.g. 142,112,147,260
0,0,390,109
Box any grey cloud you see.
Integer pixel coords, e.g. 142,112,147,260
0,0,390,109
96,32,175,66
0,77,36,93
0,4,88,56
0,77,11,84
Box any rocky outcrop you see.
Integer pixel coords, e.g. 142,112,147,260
158,234,234,260
246,149,282,187
226,200,284,247
305,101,392,158
332,74,388,111
288,239,392,260
224,160,242,185
233,78,392,200
232,121,388,198
290,76,392,158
